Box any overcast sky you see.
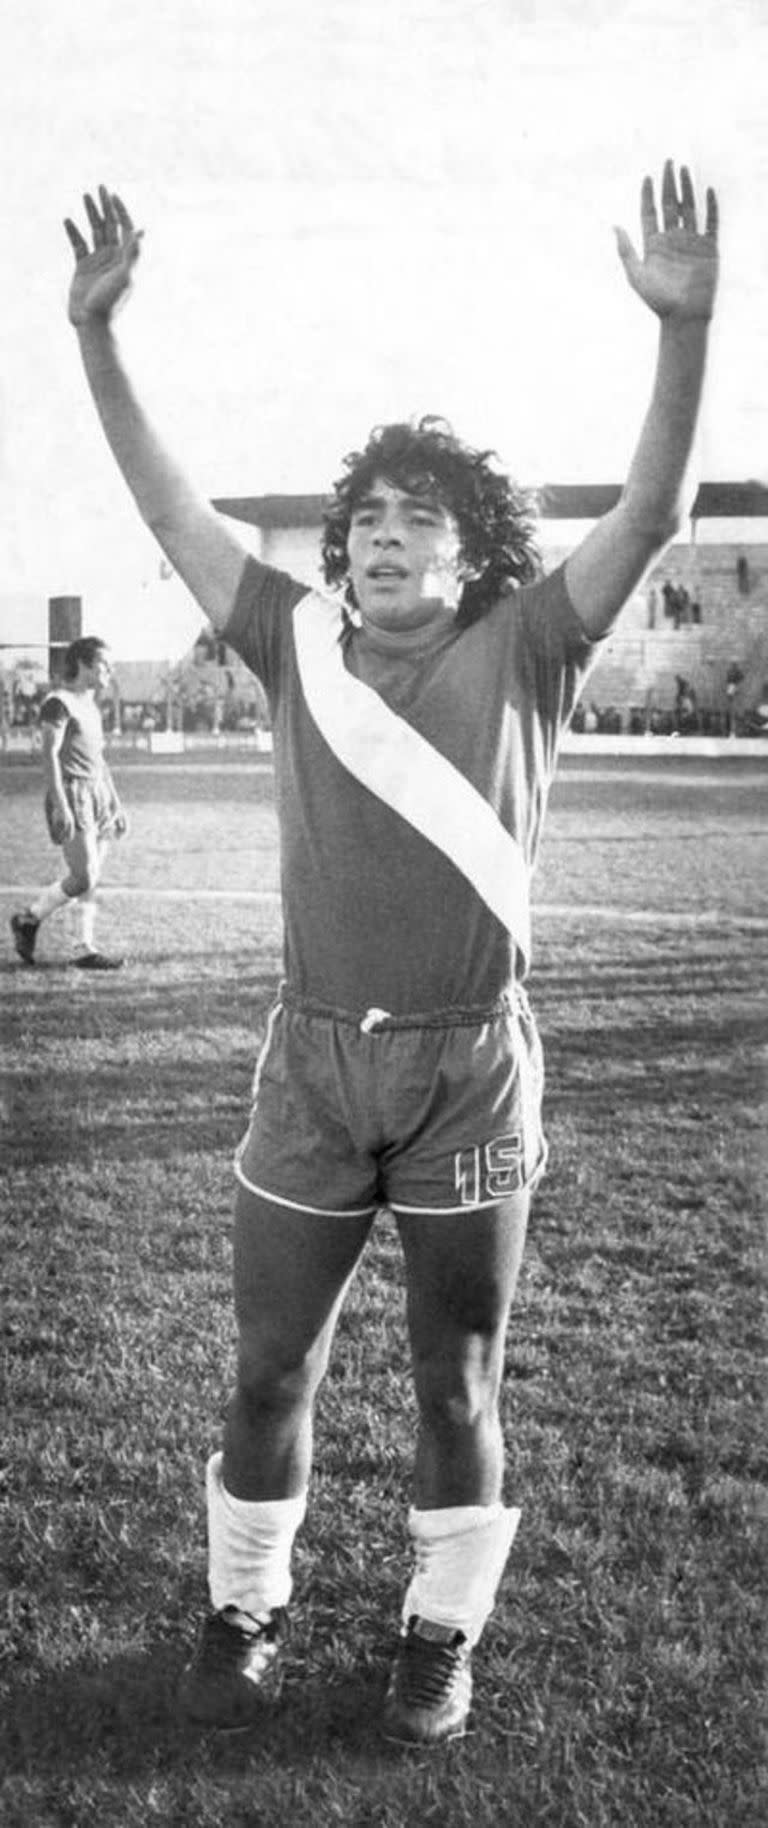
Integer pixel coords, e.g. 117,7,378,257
1,0,766,659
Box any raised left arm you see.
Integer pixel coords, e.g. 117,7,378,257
565,160,719,640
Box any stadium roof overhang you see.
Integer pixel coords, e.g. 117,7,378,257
213,482,768,530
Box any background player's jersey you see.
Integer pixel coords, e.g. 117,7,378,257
224,559,598,1013
38,690,107,781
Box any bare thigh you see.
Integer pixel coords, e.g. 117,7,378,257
395,1192,531,1504
224,1185,376,1495
396,1192,530,1358
233,1183,376,1369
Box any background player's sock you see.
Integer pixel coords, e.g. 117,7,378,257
28,880,70,923
72,890,97,955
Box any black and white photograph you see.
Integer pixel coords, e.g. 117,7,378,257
1,3,765,1824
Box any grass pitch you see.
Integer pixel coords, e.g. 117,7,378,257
1,752,766,1827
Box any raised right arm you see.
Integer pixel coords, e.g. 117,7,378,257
66,187,247,634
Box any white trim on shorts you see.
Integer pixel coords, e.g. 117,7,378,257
234,1151,379,1219
388,1197,514,1216
234,1155,524,1220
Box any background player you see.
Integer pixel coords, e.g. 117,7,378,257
10,635,128,970
61,161,719,1741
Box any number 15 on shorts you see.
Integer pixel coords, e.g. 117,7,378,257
454,1133,524,1205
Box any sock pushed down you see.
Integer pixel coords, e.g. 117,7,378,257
72,891,97,955
402,1502,521,1648
206,1451,307,1623
28,881,71,923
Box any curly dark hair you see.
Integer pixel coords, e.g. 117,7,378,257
321,416,541,623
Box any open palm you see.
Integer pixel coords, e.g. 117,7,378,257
616,160,719,322
64,187,142,326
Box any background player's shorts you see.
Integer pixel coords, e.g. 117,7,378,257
235,986,547,1218
45,775,115,845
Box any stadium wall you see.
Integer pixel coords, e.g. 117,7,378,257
552,542,768,721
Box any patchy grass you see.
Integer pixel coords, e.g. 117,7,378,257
1,754,766,1827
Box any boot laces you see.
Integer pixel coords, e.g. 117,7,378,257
399,1628,467,1705
201,1607,282,1677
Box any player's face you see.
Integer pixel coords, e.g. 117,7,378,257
346,479,464,635
81,650,113,695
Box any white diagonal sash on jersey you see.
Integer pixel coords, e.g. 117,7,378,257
293,594,531,968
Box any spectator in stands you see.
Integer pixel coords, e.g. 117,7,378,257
725,663,744,736
648,700,671,735
600,705,622,734
674,674,698,733
662,580,695,629
661,579,678,623
741,690,768,738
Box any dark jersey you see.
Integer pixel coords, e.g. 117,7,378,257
38,689,107,780
224,558,597,1013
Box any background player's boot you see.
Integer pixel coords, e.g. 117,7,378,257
11,912,40,966
179,1605,286,1728
383,1616,472,1744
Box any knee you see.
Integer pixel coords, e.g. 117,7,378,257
65,866,98,897
412,1339,502,1437
235,1333,328,1421
410,1272,509,1428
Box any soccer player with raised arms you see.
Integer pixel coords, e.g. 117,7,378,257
62,161,718,1742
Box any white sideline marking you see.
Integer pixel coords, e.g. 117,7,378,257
537,903,768,929
556,767,768,788
96,760,765,786
1,884,766,929
2,887,281,903
107,761,274,774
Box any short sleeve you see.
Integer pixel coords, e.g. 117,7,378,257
510,563,602,752
39,695,69,728
223,558,311,701
515,563,598,670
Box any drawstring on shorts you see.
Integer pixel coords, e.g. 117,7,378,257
278,981,519,1034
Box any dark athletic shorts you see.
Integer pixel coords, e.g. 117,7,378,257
235,984,547,1218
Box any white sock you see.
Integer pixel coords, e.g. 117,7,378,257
206,1450,307,1622
28,880,71,923
402,1503,521,1647
73,892,97,954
